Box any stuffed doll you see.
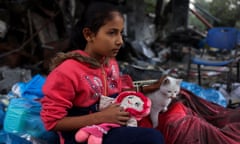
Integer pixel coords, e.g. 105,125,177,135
75,91,151,144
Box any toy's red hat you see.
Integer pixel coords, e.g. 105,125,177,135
115,91,151,120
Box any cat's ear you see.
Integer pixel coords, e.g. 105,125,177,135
176,79,183,85
163,78,170,85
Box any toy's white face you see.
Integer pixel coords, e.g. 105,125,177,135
120,95,144,111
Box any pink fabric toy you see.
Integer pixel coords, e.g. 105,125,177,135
75,91,151,144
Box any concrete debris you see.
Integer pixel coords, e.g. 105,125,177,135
0,66,32,94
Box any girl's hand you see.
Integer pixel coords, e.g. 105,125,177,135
99,103,130,125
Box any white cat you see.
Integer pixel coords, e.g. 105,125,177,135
147,76,182,128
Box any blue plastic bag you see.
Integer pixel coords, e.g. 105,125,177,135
181,81,227,107
4,98,44,137
3,74,59,143
9,74,45,99
0,130,32,144
0,104,4,129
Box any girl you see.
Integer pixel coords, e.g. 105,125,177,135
40,2,164,144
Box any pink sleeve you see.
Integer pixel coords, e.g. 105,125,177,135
120,74,134,90
40,70,75,130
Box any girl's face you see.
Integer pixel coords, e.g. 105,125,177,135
85,12,124,60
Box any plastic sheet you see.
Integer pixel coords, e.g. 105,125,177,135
3,74,59,143
181,81,227,107
0,130,32,144
0,104,4,129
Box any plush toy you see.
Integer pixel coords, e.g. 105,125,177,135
75,91,151,144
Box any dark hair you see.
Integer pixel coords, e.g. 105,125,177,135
70,2,123,50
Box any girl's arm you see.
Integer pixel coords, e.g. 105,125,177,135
52,103,130,131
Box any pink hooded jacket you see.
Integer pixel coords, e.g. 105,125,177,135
40,50,133,131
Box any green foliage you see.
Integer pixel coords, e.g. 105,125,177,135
208,0,240,26
189,0,240,29
188,12,206,31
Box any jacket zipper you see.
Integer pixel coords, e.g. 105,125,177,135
101,66,108,96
